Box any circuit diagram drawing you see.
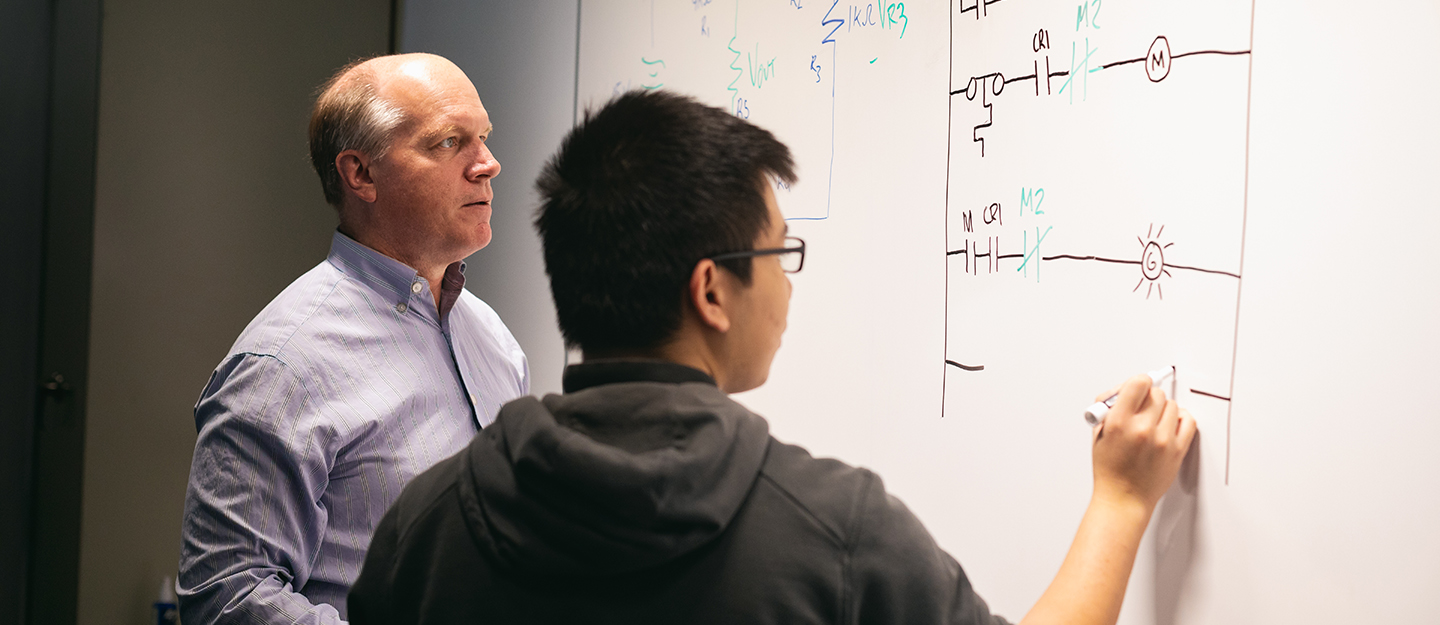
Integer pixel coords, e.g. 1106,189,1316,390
956,33,1250,157
942,0,1257,482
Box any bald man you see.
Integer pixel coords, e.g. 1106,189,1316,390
177,54,529,624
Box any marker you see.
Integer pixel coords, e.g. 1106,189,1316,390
1084,366,1176,426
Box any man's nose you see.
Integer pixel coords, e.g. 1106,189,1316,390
467,144,501,181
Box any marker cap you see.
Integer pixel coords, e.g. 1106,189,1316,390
1084,401,1111,426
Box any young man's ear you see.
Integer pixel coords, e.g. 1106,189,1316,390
336,149,378,203
688,259,731,333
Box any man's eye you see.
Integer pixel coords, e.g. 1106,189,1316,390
439,137,457,149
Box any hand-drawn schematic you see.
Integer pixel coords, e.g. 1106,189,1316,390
943,0,1256,483
579,0,912,223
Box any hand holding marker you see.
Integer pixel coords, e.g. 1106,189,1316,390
1084,366,1176,426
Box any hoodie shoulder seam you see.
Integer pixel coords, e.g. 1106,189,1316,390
755,472,848,548
836,469,879,625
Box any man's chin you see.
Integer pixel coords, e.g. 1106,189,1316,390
725,366,771,395
460,233,492,259
448,225,491,262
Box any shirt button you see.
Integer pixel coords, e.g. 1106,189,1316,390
469,393,476,404
395,302,408,314
411,281,423,294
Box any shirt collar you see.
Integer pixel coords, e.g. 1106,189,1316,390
562,359,718,393
326,231,468,319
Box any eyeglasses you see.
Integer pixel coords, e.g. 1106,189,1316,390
709,236,806,274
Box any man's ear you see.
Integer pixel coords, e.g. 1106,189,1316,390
687,259,731,333
336,149,378,203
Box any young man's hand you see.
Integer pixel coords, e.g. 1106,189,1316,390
1019,374,1198,625
1091,374,1198,512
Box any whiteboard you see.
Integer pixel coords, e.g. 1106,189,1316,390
428,0,1440,622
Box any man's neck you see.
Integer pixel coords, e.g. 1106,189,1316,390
338,223,449,309
584,334,726,391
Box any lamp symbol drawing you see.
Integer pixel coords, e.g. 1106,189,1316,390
1136,224,1173,299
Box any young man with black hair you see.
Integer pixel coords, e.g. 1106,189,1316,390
347,90,1197,625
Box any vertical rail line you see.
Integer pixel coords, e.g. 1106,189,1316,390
1226,0,1260,486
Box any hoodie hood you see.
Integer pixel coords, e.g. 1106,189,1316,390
458,362,771,576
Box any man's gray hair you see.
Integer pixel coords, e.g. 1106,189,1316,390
309,58,407,207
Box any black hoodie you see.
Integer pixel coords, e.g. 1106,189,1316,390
349,361,1010,625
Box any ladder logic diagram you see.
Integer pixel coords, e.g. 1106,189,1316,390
942,0,1256,482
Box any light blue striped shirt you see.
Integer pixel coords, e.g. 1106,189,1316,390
179,231,528,623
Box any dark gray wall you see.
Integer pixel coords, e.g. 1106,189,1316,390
400,0,576,395
24,0,104,622
76,3,391,623
1,0,52,620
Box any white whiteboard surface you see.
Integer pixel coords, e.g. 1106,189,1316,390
415,0,1440,622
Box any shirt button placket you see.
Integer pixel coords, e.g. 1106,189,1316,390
397,280,422,314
